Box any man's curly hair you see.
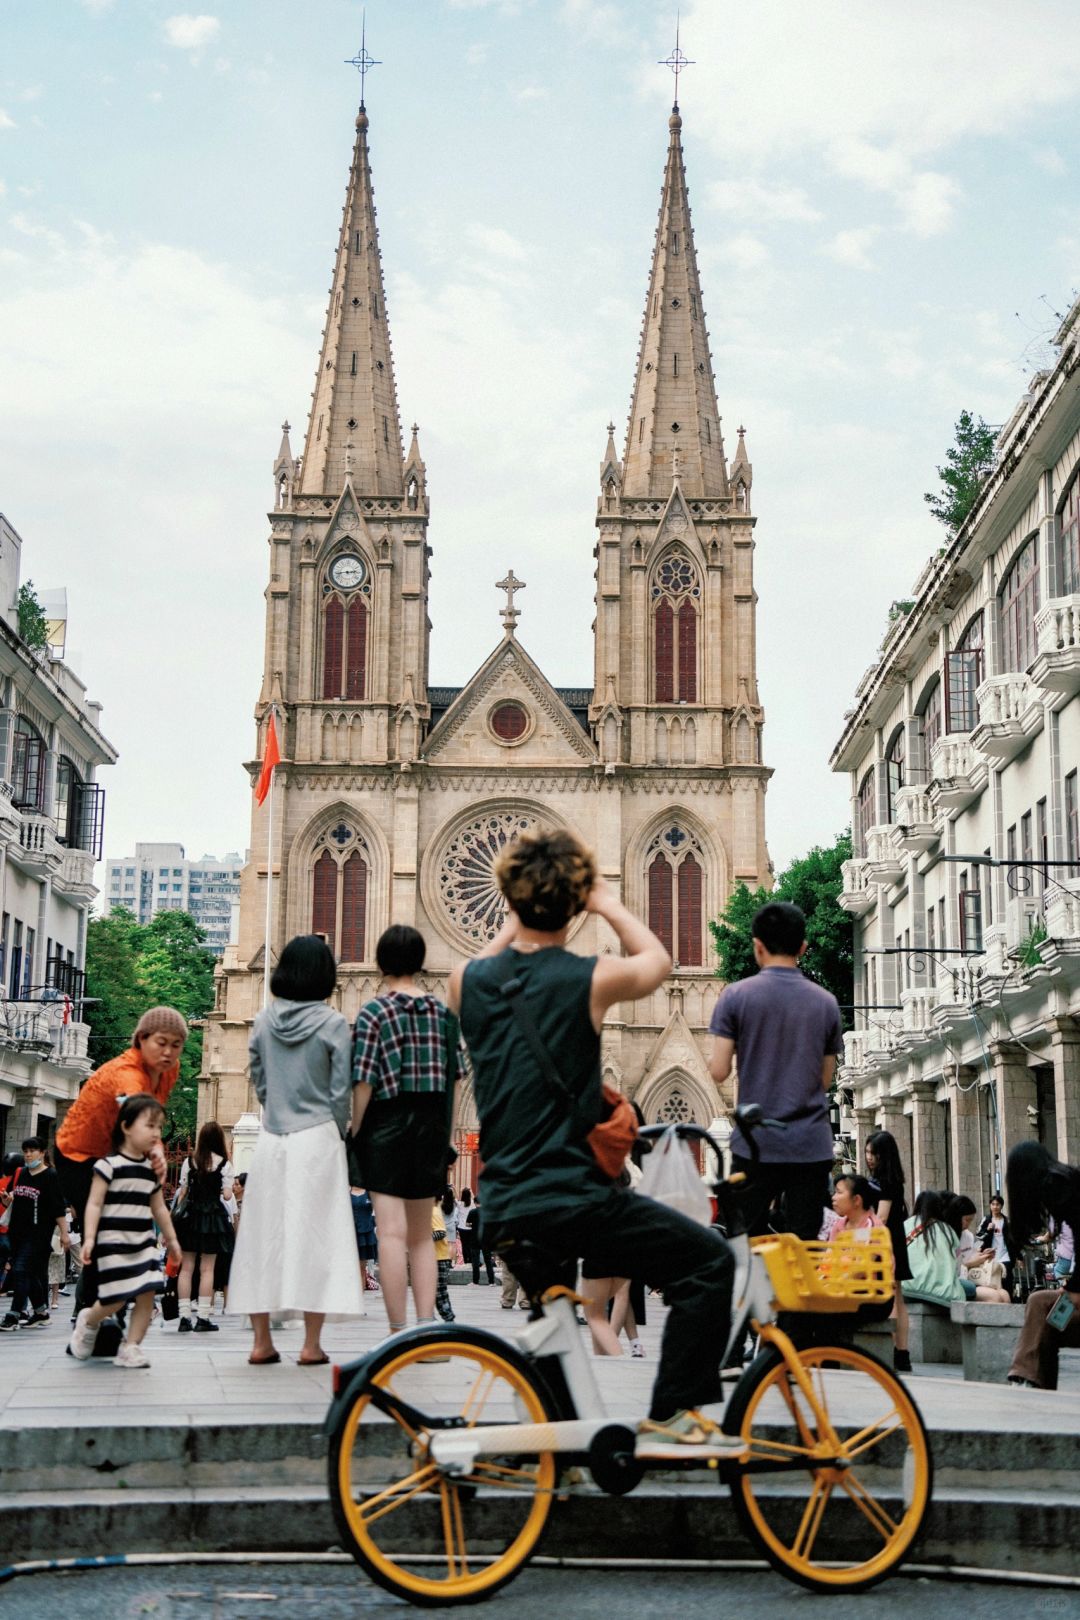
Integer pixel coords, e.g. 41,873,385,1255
494,827,596,933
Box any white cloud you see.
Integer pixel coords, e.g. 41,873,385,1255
19,88,42,104
559,0,622,44
721,233,771,272
708,177,822,223
163,15,221,52
0,110,17,131
671,0,1080,235
147,90,164,105
823,227,879,270
466,224,530,263
515,85,549,102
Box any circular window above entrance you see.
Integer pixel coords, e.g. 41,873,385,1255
489,701,530,743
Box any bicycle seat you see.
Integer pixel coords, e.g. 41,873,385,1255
493,1237,576,1301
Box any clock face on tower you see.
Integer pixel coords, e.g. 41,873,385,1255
329,553,366,591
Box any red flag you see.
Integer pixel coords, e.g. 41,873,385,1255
255,710,281,806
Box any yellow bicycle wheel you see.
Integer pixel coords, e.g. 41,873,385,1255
328,1330,557,1607
726,1343,932,1592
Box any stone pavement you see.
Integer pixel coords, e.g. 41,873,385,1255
2,1278,1079,1433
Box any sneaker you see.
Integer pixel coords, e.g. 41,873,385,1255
177,1316,194,1333
893,1348,912,1374
636,1409,746,1459
114,1341,150,1369
192,1318,219,1333
0,1311,20,1332
25,1311,50,1329
1008,1375,1038,1388
630,1339,646,1359
68,1307,98,1360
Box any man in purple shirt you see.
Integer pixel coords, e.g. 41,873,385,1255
708,901,842,1241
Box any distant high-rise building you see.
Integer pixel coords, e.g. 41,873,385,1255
104,843,244,955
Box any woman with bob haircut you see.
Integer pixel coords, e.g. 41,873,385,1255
229,933,363,1364
1006,1141,1080,1388
352,924,464,1335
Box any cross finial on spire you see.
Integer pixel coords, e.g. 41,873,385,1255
411,422,419,438
281,420,291,435
496,569,526,634
659,16,694,110
606,420,616,436
344,11,381,107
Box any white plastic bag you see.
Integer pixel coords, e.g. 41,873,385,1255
638,1126,713,1227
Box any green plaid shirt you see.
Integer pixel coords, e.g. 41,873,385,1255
352,992,464,1101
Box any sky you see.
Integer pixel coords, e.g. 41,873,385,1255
1,0,1078,877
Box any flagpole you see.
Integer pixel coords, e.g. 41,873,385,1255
262,707,276,1009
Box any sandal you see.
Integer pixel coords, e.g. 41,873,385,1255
297,1353,330,1365
248,1350,281,1365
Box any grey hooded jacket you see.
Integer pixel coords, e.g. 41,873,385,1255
248,999,352,1138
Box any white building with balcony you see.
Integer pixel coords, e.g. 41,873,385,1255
831,294,1080,1207
104,844,243,955
0,513,116,1161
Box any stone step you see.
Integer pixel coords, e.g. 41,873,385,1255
3,1411,1078,1494
4,1479,1079,1576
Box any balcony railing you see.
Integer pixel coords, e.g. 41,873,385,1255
1043,878,1080,953
972,672,1044,761
1032,594,1080,697
0,1000,91,1067
838,858,875,916
864,825,904,886
891,786,939,854
55,847,97,897
927,734,987,811
13,813,63,873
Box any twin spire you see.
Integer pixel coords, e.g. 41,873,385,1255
297,98,729,505
621,108,727,500
299,107,404,497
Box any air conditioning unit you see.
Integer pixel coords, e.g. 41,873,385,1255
1005,894,1042,953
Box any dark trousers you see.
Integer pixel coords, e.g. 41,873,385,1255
10,1234,50,1315
471,1239,496,1285
490,1189,734,1421
55,1150,98,1308
1009,1288,1080,1388
730,1156,833,1242
459,1227,474,1268
0,1232,10,1288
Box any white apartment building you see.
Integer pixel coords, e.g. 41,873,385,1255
832,296,1080,1207
104,844,243,955
0,513,117,1161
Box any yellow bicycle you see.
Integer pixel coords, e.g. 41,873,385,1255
325,1107,932,1606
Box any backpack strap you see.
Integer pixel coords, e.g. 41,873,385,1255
488,951,594,1139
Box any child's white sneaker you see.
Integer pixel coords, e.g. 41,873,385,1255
629,1338,646,1358
68,1308,98,1361
114,1340,150,1369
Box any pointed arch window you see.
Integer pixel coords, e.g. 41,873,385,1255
652,553,700,703
310,826,371,963
646,825,705,967
321,572,371,701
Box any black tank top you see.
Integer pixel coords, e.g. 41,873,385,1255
460,947,609,1224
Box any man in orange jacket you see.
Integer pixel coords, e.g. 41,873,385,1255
55,1006,188,1309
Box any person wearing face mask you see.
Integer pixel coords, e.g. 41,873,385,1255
54,1007,187,1312
0,1137,69,1330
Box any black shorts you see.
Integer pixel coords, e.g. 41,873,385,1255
358,1095,450,1200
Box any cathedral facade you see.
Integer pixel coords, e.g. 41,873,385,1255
199,100,772,1165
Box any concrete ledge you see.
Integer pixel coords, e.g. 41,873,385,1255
949,1301,1027,1383
906,1299,962,1365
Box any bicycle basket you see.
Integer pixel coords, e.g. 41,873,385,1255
752,1230,894,1313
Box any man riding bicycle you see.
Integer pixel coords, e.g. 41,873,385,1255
447,827,735,1450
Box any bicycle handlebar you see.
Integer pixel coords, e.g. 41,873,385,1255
638,1105,788,1178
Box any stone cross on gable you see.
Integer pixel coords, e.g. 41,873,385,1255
496,569,526,634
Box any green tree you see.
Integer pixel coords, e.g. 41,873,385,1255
136,912,216,1139
84,908,216,1140
923,410,998,534
85,908,144,1070
16,580,49,652
708,830,855,1021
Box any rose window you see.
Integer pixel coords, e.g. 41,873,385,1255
658,1089,692,1124
652,556,699,599
437,811,539,946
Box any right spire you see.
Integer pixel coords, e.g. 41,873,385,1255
621,106,728,500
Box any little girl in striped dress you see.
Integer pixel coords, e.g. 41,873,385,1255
69,1094,181,1369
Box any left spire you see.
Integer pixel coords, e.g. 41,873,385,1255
299,69,404,498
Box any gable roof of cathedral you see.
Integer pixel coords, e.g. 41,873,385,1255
298,106,405,498
621,108,728,501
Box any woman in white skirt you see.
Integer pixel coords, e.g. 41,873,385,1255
229,934,362,1365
